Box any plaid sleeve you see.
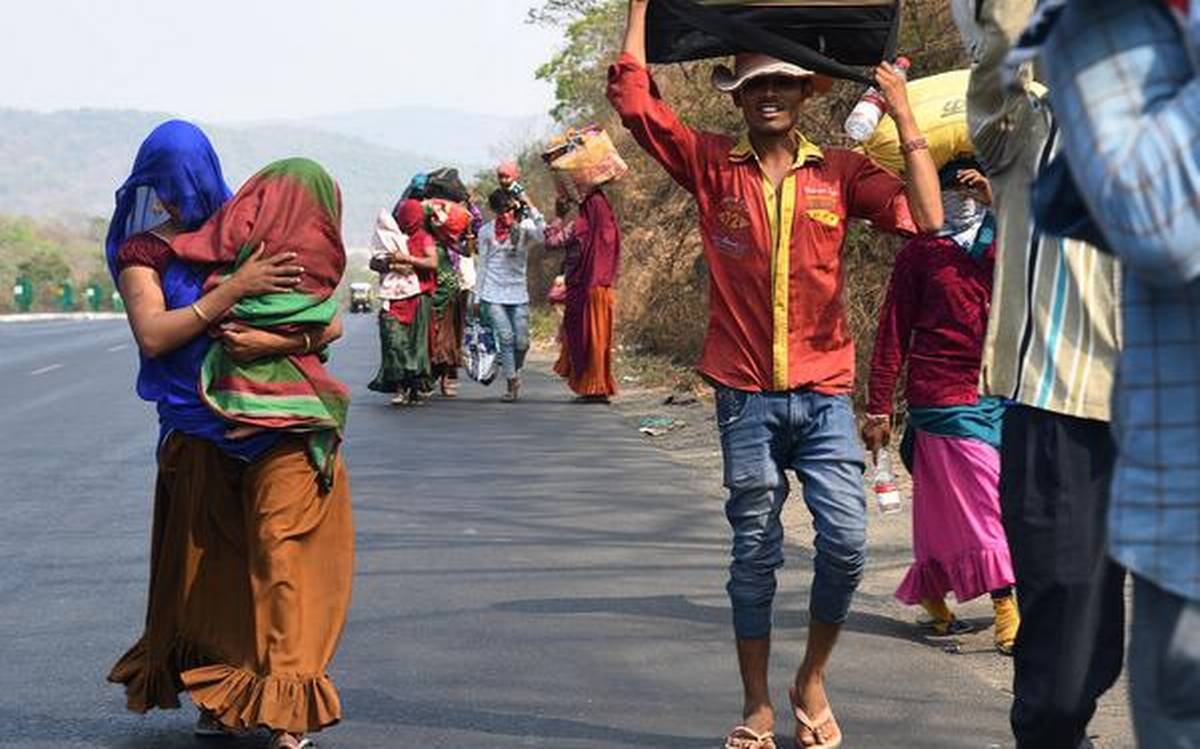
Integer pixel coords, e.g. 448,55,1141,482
1046,0,1200,285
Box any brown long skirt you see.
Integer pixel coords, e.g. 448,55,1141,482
108,433,354,734
430,293,465,378
554,286,618,397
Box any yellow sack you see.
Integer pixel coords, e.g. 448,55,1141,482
542,125,629,201
859,69,973,174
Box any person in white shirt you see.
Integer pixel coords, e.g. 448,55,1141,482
475,188,545,402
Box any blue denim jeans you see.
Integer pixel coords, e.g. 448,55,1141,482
1130,575,1200,747
486,302,530,381
715,386,867,639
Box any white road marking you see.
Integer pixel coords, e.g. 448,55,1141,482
107,344,128,352
29,364,63,376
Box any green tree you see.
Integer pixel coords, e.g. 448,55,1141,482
534,0,624,123
18,252,72,310
17,252,71,289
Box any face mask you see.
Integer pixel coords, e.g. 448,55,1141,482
941,191,986,239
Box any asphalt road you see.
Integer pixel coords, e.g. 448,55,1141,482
0,316,1013,748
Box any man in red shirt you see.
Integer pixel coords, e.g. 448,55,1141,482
610,2,942,747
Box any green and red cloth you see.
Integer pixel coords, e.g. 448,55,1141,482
172,158,349,485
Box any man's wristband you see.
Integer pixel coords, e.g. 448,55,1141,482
900,137,929,155
865,413,891,424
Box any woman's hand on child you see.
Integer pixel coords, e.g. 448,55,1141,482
229,243,305,297
219,321,285,363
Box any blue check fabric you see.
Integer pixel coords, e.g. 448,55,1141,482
1045,0,1200,602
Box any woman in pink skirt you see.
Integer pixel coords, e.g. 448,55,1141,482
863,161,1019,655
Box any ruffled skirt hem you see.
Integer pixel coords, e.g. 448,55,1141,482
106,635,208,713
182,664,342,734
894,548,1015,606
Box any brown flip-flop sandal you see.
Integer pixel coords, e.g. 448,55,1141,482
724,726,777,749
790,687,843,748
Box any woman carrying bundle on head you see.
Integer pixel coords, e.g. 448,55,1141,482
864,160,1019,656
109,137,354,749
368,198,439,406
425,198,474,398
546,187,622,403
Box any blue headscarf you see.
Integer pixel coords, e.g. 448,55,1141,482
105,120,232,282
106,121,278,462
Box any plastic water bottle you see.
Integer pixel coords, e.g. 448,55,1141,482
844,57,911,142
873,449,903,515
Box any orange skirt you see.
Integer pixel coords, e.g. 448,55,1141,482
554,286,617,397
108,433,354,735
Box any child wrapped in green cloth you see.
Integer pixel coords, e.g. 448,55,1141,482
172,158,350,486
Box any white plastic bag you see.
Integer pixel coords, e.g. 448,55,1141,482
464,316,499,386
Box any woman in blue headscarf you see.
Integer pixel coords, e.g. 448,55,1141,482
106,121,352,749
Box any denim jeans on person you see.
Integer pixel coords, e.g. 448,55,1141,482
715,386,868,638
487,302,530,381
1130,576,1200,748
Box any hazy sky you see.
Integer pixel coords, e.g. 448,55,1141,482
2,0,563,121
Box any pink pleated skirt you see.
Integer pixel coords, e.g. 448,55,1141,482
895,431,1016,605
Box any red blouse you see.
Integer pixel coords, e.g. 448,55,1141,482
867,234,996,415
115,232,173,275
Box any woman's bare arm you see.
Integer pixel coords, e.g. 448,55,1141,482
219,312,344,363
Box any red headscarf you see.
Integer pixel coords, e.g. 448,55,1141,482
425,198,471,245
393,198,437,294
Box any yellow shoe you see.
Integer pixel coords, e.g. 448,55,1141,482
993,594,1020,656
921,598,966,636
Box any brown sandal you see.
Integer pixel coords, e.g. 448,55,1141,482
790,687,842,748
724,726,777,749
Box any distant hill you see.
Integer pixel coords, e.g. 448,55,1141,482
0,108,457,245
286,107,552,170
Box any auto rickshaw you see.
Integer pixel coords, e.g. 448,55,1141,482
349,282,373,314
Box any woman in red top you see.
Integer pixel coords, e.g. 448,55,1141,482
546,188,622,402
864,162,1019,655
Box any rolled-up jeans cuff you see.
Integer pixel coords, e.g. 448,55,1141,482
732,606,773,639
809,596,853,626
809,551,862,625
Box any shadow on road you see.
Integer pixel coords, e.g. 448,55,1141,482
339,688,711,748
492,593,928,644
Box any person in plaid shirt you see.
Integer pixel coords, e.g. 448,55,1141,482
1041,0,1200,743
